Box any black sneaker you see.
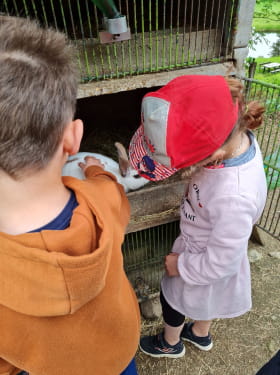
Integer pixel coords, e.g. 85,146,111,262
181,322,213,351
139,332,186,358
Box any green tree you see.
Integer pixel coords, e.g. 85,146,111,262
254,0,280,22
271,37,280,56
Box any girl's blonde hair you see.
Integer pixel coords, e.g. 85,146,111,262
224,77,265,131
181,76,265,179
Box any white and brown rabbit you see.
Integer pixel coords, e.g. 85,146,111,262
62,142,149,192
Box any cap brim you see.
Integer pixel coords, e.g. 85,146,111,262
129,125,178,182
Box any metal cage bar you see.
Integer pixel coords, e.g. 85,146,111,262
1,0,237,82
242,78,279,239
122,221,180,297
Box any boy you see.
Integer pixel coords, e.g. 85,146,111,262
0,15,140,375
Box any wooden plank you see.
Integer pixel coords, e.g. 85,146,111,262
261,63,280,73
126,178,186,233
77,62,236,98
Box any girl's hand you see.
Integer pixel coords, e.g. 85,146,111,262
165,253,180,277
78,156,104,172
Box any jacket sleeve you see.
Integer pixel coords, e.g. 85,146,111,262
84,165,118,183
177,194,257,286
84,165,130,231
0,359,20,375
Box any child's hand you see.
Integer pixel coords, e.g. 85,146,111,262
165,253,180,277
78,156,105,172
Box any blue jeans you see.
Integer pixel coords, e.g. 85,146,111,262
18,359,138,375
120,358,138,375
256,350,280,375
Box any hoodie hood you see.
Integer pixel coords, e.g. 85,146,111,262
0,174,129,317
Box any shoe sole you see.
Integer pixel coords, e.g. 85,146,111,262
139,344,186,358
181,337,213,351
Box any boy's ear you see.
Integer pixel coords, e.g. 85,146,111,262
62,119,84,156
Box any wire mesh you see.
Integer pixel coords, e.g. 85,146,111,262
1,0,237,82
122,221,180,298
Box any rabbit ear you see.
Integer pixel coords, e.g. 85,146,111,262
115,142,130,177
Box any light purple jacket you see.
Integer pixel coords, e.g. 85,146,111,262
161,139,267,320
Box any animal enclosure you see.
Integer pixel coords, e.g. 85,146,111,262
75,78,280,294
2,2,278,299
1,0,239,82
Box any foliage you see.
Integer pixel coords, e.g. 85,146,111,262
255,0,280,20
245,56,280,86
271,37,280,56
248,28,269,50
264,149,280,190
253,0,280,32
250,1,280,61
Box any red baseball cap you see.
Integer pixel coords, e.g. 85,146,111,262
129,75,239,181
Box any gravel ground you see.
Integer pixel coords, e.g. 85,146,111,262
135,230,280,375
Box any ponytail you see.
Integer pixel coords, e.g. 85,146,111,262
224,77,265,131
241,101,265,130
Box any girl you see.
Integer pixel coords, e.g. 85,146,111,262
129,75,267,358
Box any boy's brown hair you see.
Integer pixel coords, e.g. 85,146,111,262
0,15,79,179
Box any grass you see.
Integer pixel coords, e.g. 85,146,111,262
246,56,280,86
253,2,280,32
250,1,280,85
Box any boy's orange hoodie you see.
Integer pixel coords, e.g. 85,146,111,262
0,167,141,375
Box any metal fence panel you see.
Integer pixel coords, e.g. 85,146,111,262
243,78,280,240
